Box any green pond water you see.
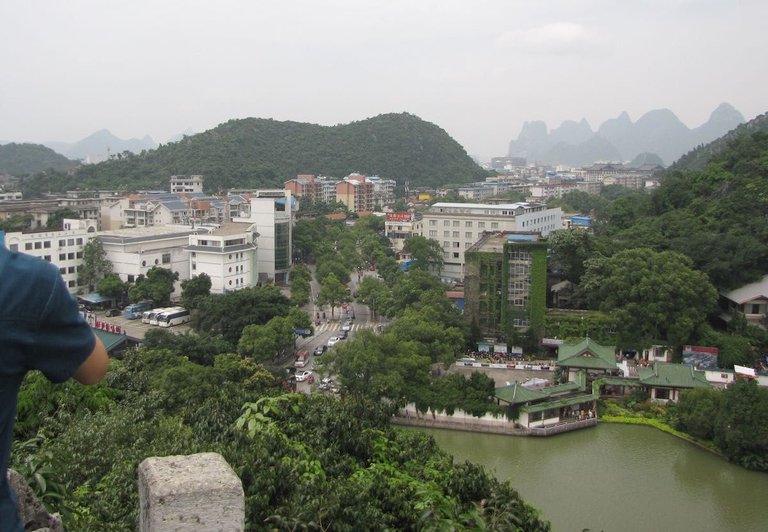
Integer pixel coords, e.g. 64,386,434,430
410,424,768,532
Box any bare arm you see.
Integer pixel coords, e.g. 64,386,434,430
72,335,109,384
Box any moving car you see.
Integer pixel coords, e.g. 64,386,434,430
313,345,327,356
327,336,340,347
338,330,348,340
295,371,313,382
341,320,352,331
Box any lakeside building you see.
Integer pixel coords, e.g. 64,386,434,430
233,189,294,284
463,232,548,336
2,218,98,293
186,222,258,294
420,201,561,280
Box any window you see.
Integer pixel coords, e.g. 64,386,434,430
751,303,761,314
142,260,146,267
429,220,437,226
465,221,472,227
33,242,41,249
59,239,66,247
491,222,499,229
452,231,459,237
162,253,171,264
191,262,196,271
443,220,450,226
452,220,460,227
478,222,485,228
9,244,17,252
154,259,159,265
67,239,75,246
443,231,450,237
43,241,51,248
443,241,450,247
59,268,66,274
465,232,472,238
67,253,75,260
59,253,66,261
429,230,437,237
68,266,76,274
76,252,83,259
44,255,51,261
453,252,459,258
25,243,33,251
453,242,460,248
127,274,135,283
68,280,76,288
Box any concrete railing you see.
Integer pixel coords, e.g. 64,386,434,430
138,452,244,531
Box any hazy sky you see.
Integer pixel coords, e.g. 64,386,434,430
1,0,765,159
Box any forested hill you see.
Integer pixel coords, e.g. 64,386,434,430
0,142,78,176
22,113,487,195
669,111,768,171
606,130,768,291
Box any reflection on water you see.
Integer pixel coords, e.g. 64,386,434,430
408,424,768,532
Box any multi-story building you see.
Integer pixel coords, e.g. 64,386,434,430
170,175,204,194
367,175,397,209
463,232,548,337
98,225,197,295
384,212,422,257
2,218,98,293
336,173,374,214
284,174,324,203
420,201,561,280
186,222,258,294
233,189,294,284
0,199,62,230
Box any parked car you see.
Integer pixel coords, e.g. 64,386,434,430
313,345,327,356
105,308,121,317
327,336,340,347
296,371,313,382
338,330,348,339
341,320,352,331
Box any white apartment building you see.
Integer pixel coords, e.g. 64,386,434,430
2,218,98,293
421,202,562,280
170,175,204,194
187,222,258,294
98,225,197,296
384,212,422,257
233,190,294,284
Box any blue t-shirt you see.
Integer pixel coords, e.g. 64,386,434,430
0,247,96,531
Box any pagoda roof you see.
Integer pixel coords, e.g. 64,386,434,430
557,337,617,370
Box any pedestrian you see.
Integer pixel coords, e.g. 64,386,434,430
1,243,109,530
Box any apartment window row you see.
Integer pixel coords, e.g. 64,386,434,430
58,252,83,261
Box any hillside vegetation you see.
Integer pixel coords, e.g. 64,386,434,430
21,113,487,196
0,143,77,176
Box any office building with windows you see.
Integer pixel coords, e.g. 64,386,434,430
420,202,561,280
186,222,258,294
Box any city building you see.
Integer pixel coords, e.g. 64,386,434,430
233,189,294,284
98,225,197,295
186,222,258,294
384,212,422,257
720,274,768,329
284,174,324,203
421,201,562,280
2,218,98,293
336,173,374,214
170,175,204,194
463,232,548,337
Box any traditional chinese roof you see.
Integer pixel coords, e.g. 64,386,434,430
495,381,580,405
557,337,617,370
637,363,711,389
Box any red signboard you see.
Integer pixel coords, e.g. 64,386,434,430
386,212,411,222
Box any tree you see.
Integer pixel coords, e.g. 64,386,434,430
386,305,466,366
180,273,211,309
714,380,768,471
403,235,444,273
547,228,600,284
95,273,126,303
580,248,718,347
675,387,722,440
316,272,348,319
45,208,79,230
78,238,112,292
128,266,178,305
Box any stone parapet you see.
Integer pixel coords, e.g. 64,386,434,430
138,452,244,532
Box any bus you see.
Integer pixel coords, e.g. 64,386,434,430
123,300,155,320
148,307,179,326
158,308,191,327
141,307,171,324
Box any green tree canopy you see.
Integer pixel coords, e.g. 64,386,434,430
316,272,349,319
402,235,444,273
78,238,112,292
180,273,212,309
581,248,718,347
128,266,178,305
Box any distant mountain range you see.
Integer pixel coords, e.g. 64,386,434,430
42,129,158,162
0,143,78,176
508,103,745,167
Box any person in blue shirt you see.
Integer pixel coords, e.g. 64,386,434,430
1,244,108,531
